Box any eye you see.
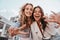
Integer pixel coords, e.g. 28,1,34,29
26,8,29,10
30,8,33,11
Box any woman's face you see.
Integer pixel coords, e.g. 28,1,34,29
33,8,41,21
24,5,33,17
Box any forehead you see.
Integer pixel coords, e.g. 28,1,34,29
35,8,40,11
25,5,33,8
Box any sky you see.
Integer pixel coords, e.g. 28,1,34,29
0,0,60,20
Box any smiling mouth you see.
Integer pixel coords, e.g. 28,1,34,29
35,16,40,17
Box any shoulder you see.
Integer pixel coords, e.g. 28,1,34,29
31,21,36,26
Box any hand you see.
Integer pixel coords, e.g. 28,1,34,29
13,28,19,35
8,27,15,37
12,28,29,35
44,11,60,24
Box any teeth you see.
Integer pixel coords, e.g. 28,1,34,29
35,16,40,17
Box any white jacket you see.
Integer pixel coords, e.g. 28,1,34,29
31,21,42,40
30,21,60,40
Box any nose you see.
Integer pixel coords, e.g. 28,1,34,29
28,9,31,13
36,12,39,15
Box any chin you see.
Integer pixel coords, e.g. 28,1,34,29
35,19,40,21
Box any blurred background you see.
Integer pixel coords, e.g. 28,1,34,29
0,0,60,20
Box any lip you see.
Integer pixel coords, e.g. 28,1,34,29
34,16,40,21
34,16,40,17
27,12,31,15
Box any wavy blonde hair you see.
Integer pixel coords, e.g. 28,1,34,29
19,3,33,26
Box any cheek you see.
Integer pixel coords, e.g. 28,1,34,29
33,14,35,19
25,10,27,13
24,12,27,15
34,13,36,16
39,13,42,17
31,13,32,16
39,13,41,16
24,10,26,14
34,16,36,20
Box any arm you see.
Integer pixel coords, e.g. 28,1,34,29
11,24,28,36
8,24,27,36
18,24,27,30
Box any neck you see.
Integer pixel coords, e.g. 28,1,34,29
36,20,40,23
27,17,31,21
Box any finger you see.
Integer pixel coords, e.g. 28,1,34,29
51,11,57,16
50,14,56,19
49,16,54,19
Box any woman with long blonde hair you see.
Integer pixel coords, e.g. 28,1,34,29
8,3,33,40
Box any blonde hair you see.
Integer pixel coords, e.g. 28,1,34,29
19,3,33,26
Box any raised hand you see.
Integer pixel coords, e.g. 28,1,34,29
45,11,60,24
8,27,15,37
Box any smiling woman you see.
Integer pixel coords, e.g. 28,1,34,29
8,3,33,40
31,6,50,40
